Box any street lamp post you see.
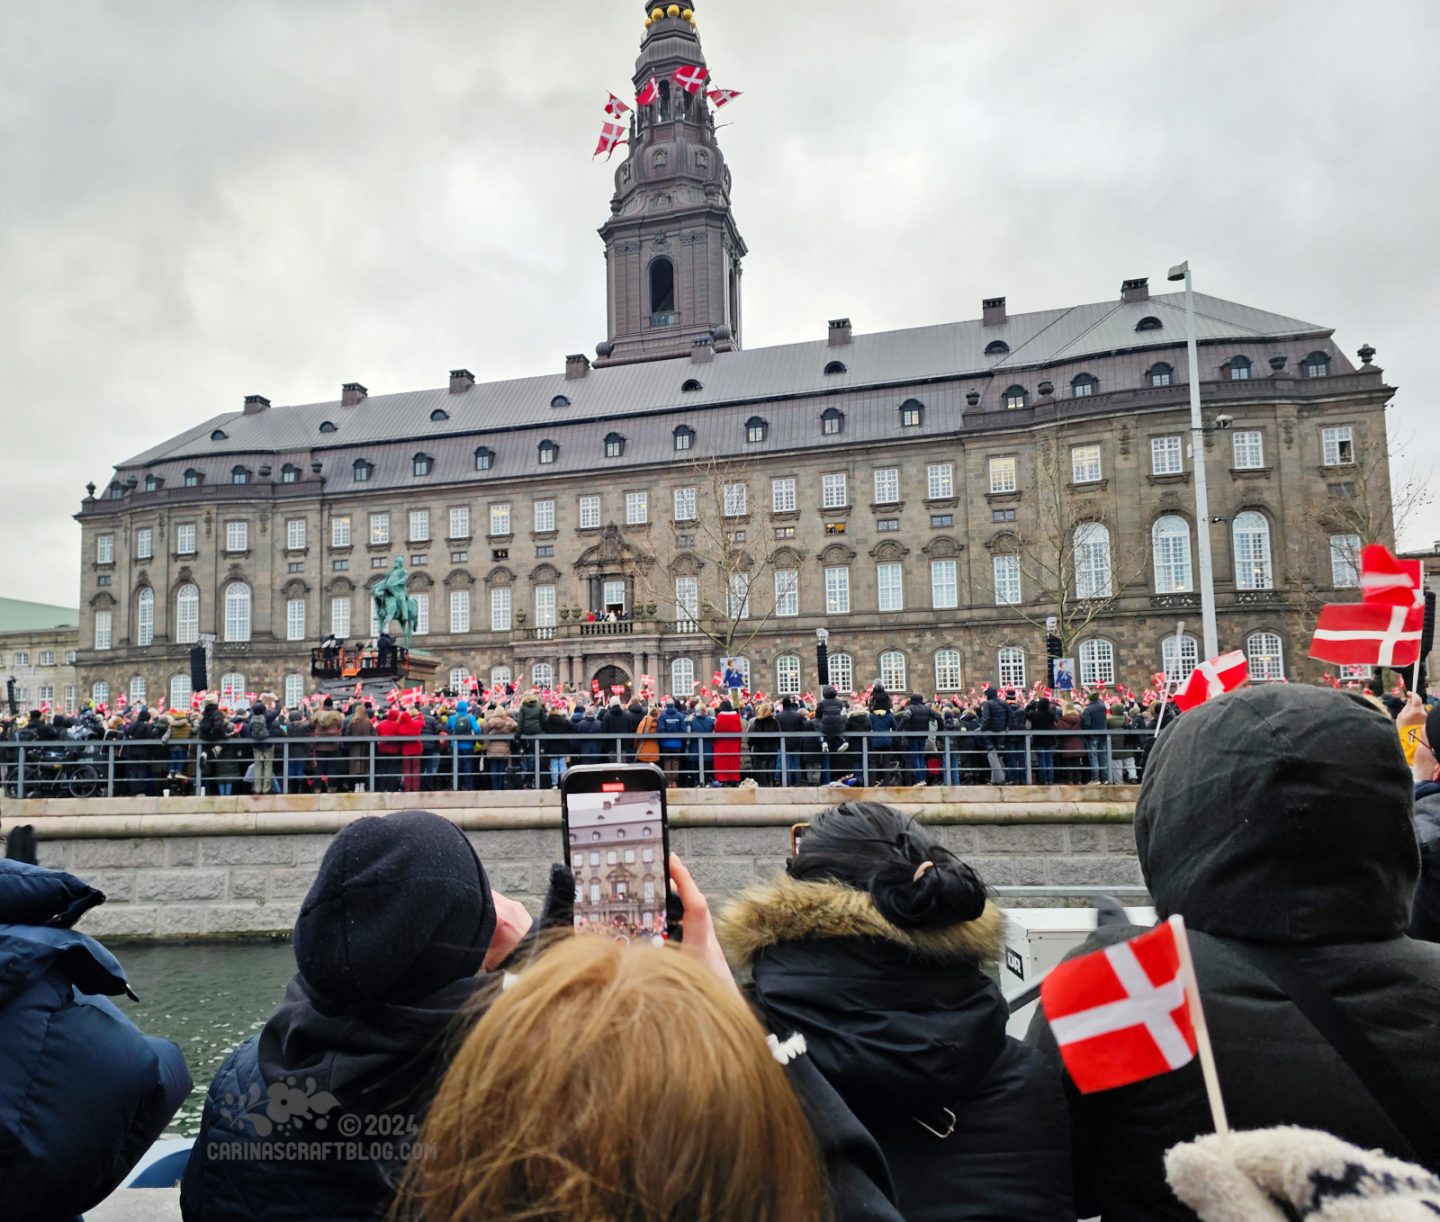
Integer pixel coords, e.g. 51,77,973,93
1168,261,1220,658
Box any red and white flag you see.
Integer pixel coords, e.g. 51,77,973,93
1041,918,1197,1093
636,75,659,106
593,121,627,160
1310,601,1424,667
1172,650,1248,713
672,64,709,94
705,87,742,107
604,92,631,118
1360,544,1423,608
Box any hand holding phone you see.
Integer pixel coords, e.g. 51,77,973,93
667,853,739,997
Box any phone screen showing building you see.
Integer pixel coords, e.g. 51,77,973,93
566,787,666,940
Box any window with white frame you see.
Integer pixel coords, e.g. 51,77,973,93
1152,516,1193,593
670,657,694,696
1339,663,1371,681
934,648,962,690
1330,533,1362,588
97,534,114,564
532,499,555,533
879,650,907,691
927,463,954,500
829,652,854,694
286,518,306,550
1322,426,1355,467
877,562,903,612
218,673,244,707
772,477,796,513
92,680,110,706
993,554,1021,605
728,572,750,619
331,516,351,548
169,675,190,712
988,456,1017,494
175,584,199,644
450,589,471,633
226,520,248,552
1233,431,1264,470
774,569,798,617
369,513,389,546
62,684,75,712
489,503,511,537
873,467,899,504
824,566,850,614
1079,639,1116,686
449,667,471,691
490,586,512,632
597,579,622,614
1162,633,1200,682
1073,522,1113,599
371,595,383,640
284,673,305,708
408,509,430,542
224,582,251,642
329,595,351,638
37,684,54,705
1233,511,1273,590
94,609,113,650
1151,436,1183,476
931,559,958,609
530,663,553,691
821,473,848,509
535,584,556,628
1071,445,1102,484
722,483,747,517
625,491,648,525
673,487,696,521
449,506,470,539
136,587,154,646
136,527,153,560
997,646,1026,688
579,496,601,529
413,592,429,635
674,576,699,629
39,651,53,666
1246,631,1285,681
286,597,305,641
176,523,197,554
776,655,801,696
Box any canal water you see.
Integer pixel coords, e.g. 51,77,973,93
118,940,299,1136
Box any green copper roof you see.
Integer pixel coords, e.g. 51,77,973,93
0,597,79,632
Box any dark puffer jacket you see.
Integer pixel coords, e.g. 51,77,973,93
1027,684,1440,1221
1412,783,1440,942
718,875,1073,1221
0,858,192,1221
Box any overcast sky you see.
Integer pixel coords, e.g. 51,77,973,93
3,0,1437,607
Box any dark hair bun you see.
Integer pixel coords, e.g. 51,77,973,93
870,857,987,929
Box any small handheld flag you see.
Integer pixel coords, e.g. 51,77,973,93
1171,650,1248,713
1310,601,1423,668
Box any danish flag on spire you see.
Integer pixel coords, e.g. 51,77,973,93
705,87,742,107
672,64,709,94
1360,544,1424,608
636,75,659,106
604,92,631,118
593,121,627,160
1310,601,1423,667
1172,650,1249,713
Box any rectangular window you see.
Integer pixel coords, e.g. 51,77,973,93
988,456,1017,494
135,527,153,560
331,516,351,547
94,609,112,650
286,518,306,550
449,589,471,633
287,561,303,573
873,467,899,504
726,572,750,620
176,523,196,554
37,685,53,704
1071,445,1102,484
535,584,556,627
448,506,470,539
876,518,899,532
39,651,54,666
225,521,248,552
533,499,555,533
1330,533,1362,588
775,524,797,539
286,597,306,641
1322,425,1355,466
534,545,552,558
776,655,801,696
723,483,747,517
602,579,627,612
993,508,1016,523
927,462,954,500
579,496,601,529
414,592,430,635
998,648,1026,688
993,554,1022,605
821,472,848,509
774,569,799,617
330,596,351,637
408,509,429,543
96,534,114,564
673,487,696,521
490,586,511,632
931,559,958,609
877,562,903,612
489,503,511,536
930,513,953,528
1233,430,1264,470
1151,435,1183,476
332,559,348,571
674,576,699,629
771,477,796,513
63,685,76,714
824,566,851,614
625,491,648,525
369,513,389,545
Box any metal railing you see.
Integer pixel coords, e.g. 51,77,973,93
0,728,1153,800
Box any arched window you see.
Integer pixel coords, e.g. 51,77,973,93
210,429,228,442
997,647,1026,689
129,675,147,707
672,425,694,452
934,648,963,691
670,657,694,697
828,652,854,694
681,378,703,393
820,407,845,435
183,468,201,487
352,458,372,482
776,654,801,696
92,681,110,707
648,257,676,325
530,663,553,691
1228,355,1253,380
412,453,432,476
899,399,924,427
449,667,472,691
1152,515,1193,593
429,408,450,422
1004,385,1027,410
1135,316,1163,332
1305,351,1330,377
1079,639,1116,687
824,360,848,375
550,394,570,408
1071,373,1098,398
745,416,768,443
1246,631,1284,682
1233,511,1273,590
1073,522,1113,599
223,581,251,643
1162,632,1200,682
1148,362,1174,387
603,433,625,458
231,466,251,484
490,666,513,688
284,673,305,709
985,339,1010,355
218,673,246,708
474,446,494,471
169,674,192,711
280,464,300,483
136,588,154,647
538,440,559,465
879,650,907,692
319,420,337,433
175,584,199,645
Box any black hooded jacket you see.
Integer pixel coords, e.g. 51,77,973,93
181,810,497,1221
718,876,1073,1221
1027,685,1440,1221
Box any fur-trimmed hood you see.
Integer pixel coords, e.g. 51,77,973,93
716,874,1003,970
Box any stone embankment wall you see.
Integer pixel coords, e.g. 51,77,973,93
0,786,1143,941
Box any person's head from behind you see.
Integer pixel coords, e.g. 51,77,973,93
406,936,826,1222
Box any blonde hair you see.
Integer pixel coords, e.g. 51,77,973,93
403,937,827,1222
755,701,774,719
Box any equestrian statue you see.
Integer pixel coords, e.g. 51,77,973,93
373,557,419,650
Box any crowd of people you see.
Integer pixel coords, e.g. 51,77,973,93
1,682,1437,1220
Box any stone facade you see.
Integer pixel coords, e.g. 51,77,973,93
1,623,79,713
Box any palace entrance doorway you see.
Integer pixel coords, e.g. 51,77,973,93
592,664,632,701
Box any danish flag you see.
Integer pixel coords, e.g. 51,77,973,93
604,92,631,118
705,87,742,107
1310,601,1423,667
636,75,659,106
1172,650,1249,713
1041,918,1197,1093
1360,544,1424,608
593,121,627,160
672,64,709,94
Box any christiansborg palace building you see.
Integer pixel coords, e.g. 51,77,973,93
72,3,1394,712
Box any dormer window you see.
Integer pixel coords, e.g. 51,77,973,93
1305,351,1331,377
1148,362,1174,387
474,447,494,471
1228,355,1253,380
143,475,158,492
1136,316,1163,332
745,416,768,444
183,468,202,487
984,339,1010,355
823,360,848,376
821,407,845,436
319,420,337,433
673,425,695,452
210,429,228,442
413,453,432,477
430,408,450,422
108,483,124,499
353,459,373,483
1071,373,1098,398
538,440,559,465
231,466,252,485
550,395,571,409
899,399,924,427
1004,385,1027,410
681,378,703,393
280,464,300,484
603,433,625,459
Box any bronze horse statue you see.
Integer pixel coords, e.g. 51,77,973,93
373,558,419,650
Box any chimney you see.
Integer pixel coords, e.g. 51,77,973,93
565,353,591,380
1121,277,1149,303
828,318,852,346
341,382,367,407
243,394,270,415
690,336,714,364
449,368,475,394
982,296,1006,326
